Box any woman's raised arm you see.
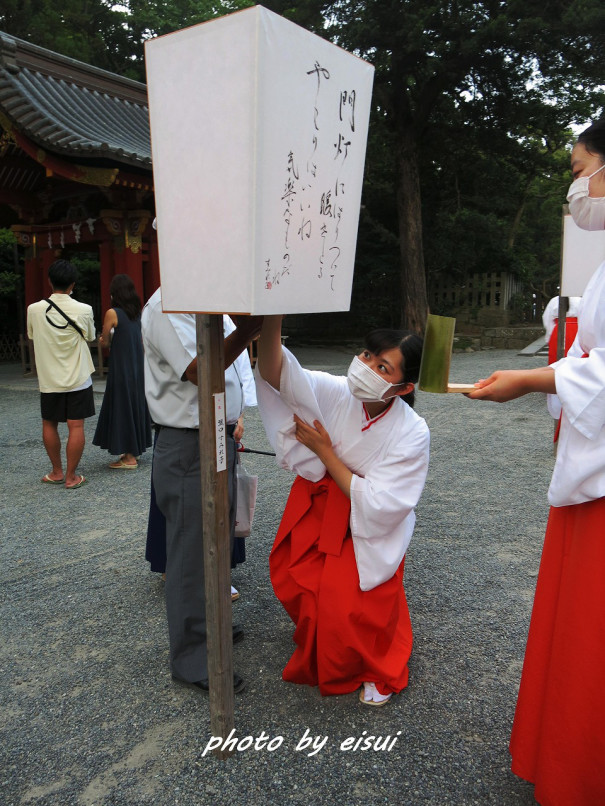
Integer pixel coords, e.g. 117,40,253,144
256,315,284,391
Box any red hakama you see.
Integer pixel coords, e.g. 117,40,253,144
270,474,413,696
510,497,605,806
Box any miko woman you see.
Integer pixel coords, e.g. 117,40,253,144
256,315,429,706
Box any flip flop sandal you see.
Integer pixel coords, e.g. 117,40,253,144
42,474,64,485
66,475,86,489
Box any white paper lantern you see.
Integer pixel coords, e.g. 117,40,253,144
145,5,374,314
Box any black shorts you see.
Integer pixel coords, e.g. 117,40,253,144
40,386,95,422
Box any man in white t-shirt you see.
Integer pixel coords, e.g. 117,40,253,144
27,260,96,489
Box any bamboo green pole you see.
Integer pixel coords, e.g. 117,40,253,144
418,314,475,394
419,314,455,393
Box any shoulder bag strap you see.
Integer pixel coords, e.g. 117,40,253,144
44,298,85,338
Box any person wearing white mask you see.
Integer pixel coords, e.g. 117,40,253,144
255,316,429,706
468,120,605,805
566,156,605,230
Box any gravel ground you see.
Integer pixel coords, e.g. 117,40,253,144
0,344,552,806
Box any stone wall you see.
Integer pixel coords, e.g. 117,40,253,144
478,326,544,350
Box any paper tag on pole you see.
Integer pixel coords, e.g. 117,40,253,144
214,392,227,472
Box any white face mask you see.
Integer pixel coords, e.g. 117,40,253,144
566,163,605,231
346,355,407,402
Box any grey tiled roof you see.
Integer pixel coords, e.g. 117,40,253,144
0,31,151,170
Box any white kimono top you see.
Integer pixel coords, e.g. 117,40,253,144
256,347,430,590
548,261,605,507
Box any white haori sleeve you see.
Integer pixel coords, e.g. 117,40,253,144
552,265,605,441
547,336,585,420
542,297,559,341
546,395,562,421
349,415,430,591
554,349,605,440
255,347,340,482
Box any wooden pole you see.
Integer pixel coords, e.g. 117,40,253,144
196,313,235,759
556,296,569,361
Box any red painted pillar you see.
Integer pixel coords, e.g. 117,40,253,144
24,255,42,310
25,249,55,307
147,240,161,300
40,250,55,294
112,244,144,304
122,246,144,304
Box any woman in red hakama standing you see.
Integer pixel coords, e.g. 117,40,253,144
255,316,429,705
469,121,605,805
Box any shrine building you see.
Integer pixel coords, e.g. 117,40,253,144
0,30,158,322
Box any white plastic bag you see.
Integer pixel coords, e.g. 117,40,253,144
235,456,258,537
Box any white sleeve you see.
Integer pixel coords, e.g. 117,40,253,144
552,269,605,440
84,307,96,342
26,306,33,340
554,349,605,439
542,297,558,341
546,393,562,421
152,313,196,378
350,417,430,591
238,351,257,407
255,346,345,481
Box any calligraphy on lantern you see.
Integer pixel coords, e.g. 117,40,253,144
264,61,359,293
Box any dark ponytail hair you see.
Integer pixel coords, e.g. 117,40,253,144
364,328,423,408
577,120,605,163
109,274,142,321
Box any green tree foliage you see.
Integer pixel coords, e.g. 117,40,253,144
420,114,576,319
120,0,258,79
312,0,605,330
0,0,256,80
0,1,136,77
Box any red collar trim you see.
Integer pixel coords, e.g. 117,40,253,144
361,400,394,432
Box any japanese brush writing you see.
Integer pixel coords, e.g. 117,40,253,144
264,60,360,293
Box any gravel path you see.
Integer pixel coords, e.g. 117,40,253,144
0,345,551,805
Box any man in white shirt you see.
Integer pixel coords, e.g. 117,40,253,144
142,287,261,694
27,260,96,489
